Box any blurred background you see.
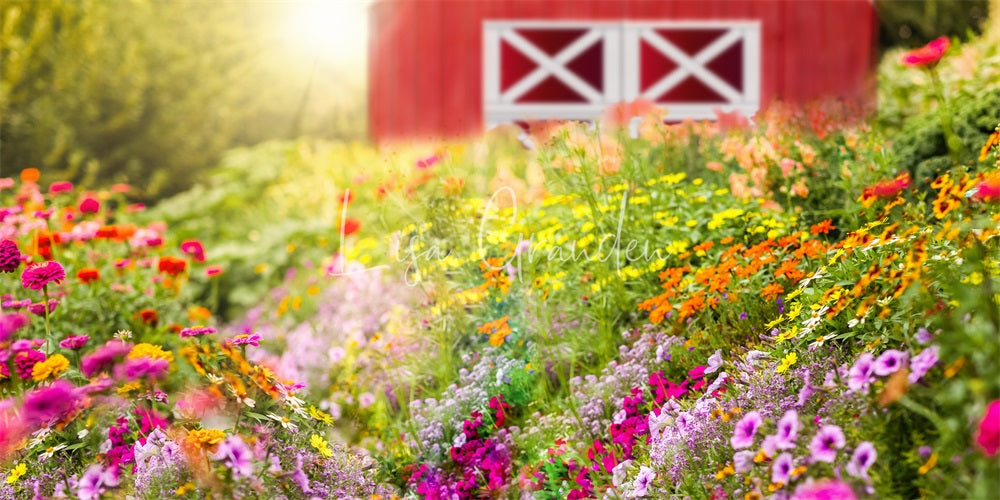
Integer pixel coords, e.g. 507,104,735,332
0,0,990,200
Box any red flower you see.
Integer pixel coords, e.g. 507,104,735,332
136,308,159,326
975,400,1000,457
76,267,100,284
340,217,361,237
157,256,187,276
78,197,100,214
338,191,354,205
901,36,949,67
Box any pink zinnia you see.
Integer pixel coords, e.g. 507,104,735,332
49,181,74,194
205,265,223,277
117,357,169,381
226,333,261,347
21,261,66,290
59,335,90,350
180,239,206,263
0,313,29,342
973,174,1000,203
975,400,1000,457
180,326,216,338
22,380,80,424
80,340,133,377
901,36,949,67
14,349,45,380
79,197,100,214
0,239,21,273
27,299,59,316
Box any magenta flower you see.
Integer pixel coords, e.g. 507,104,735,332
731,411,763,449
0,239,21,273
226,333,261,347
59,335,90,350
901,36,949,67
791,479,857,500
21,260,65,290
118,357,169,380
49,181,73,193
846,441,877,479
809,425,845,463
771,452,794,484
873,349,908,376
908,345,939,384
80,340,133,377
78,197,100,214
27,299,59,316
14,349,45,379
23,379,80,424
180,239,206,263
0,312,29,342
179,326,217,338
847,353,875,392
975,400,1000,457
212,435,255,477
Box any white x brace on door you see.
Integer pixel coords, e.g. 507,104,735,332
483,20,760,126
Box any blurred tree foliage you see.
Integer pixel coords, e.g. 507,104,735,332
876,0,989,49
0,0,365,199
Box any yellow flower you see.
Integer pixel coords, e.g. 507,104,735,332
129,343,174,363
310,434,333,458
117,381,142,395
5,463,26,484
776,352,797,373
187,429,225,448
31,354,70,382
918,451,938,474
176,482,195,495
309,406,334,425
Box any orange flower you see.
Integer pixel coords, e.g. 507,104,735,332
760,283,784,301
478,316,512,347
20,168,40,183
810,219,834,235
76,268,100,284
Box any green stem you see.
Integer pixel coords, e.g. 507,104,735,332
43,286,53,356
928,67,964,162
898,395,950,438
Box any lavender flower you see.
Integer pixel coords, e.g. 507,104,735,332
846,441,877,479
211,435,254,478
733,450,756,474
629,466,656,497
908,345,939,384
914,327,933,344
774,409,801,449
731,411,763,449
809,425,845,463
75,464,119,500
847,353,875,392
873,349,907,376
705,349,723,374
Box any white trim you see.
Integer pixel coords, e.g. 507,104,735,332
483,20,762,126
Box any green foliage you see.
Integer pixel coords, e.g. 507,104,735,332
0,0,365,199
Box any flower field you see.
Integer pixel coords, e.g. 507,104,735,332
2,35,1000,499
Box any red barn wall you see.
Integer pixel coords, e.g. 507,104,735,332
369,0,876,144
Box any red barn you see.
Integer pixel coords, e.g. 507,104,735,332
368,0,876,143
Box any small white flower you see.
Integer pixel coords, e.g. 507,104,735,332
114,329,133,340
28,427,52,448
206,373,224,385
799,267,826,288
39,443,67,460
77,429,89,440
267,413,299,433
